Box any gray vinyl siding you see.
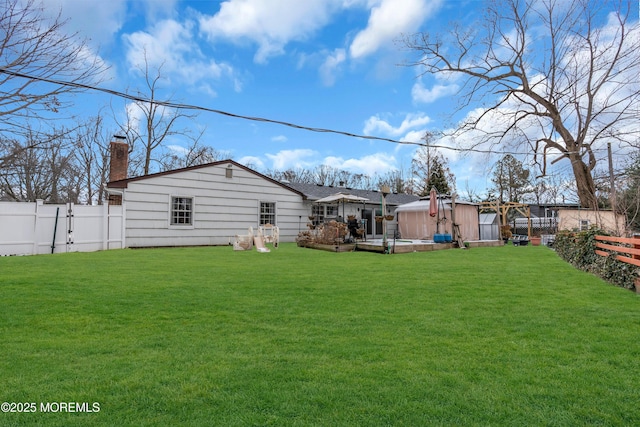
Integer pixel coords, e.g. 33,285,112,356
120,163,306,247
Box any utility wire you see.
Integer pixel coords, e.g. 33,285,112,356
0,66,606,157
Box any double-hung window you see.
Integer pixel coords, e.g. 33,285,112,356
260,202,276,225
171,196,193,226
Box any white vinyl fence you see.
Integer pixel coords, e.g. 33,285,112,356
0,201,124,256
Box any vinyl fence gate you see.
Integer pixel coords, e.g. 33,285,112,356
0,201,124,256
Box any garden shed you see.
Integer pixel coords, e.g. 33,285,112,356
479,213,500,240
396,197,480,241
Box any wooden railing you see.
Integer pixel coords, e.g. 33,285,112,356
594,235,640,268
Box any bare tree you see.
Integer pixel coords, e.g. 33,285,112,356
0,127,76,202
313,165,341,186
375,168,413,194
619,152,640,231
263,164,414,193
72,115,112,204
310,165,368,188
527,177,548,205
0,0,106,166
404,0,640,209
161,138,227,171
117,53,199,175
461,179,482,203
263,167,312,183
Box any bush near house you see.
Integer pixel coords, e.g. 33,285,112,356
554,228,639,290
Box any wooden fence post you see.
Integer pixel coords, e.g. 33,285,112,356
634,235,640,292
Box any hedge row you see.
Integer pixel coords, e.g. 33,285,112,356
554,228,639,290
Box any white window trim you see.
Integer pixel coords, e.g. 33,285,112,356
259,201,277,226
579,219,590,231
169,195,195,229
325,205,338,218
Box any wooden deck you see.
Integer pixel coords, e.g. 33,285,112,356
359,239,504,253
297,242,356,252
298,239,504,254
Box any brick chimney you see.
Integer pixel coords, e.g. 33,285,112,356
108,136,128,205
109,136,129,182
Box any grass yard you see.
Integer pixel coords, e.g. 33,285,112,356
1,243,640,426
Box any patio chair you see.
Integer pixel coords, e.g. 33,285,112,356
347,216,367,241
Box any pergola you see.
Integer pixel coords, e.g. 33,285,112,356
479,201,532,238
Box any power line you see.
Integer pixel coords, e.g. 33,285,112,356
0,66,607,158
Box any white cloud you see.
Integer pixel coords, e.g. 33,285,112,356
124,19,190,70
324,153,397,176
123,19,238,91
238,156,265,169
124,102,143,132
271,135,289,142
133,0,179,22
319,48,347,86
167,144,189,155
363,112,431,137
47,0,129,47
195,83,219,98
199,0,338,63
198,0,441,64
349,0,442,59
123,101,185,137
428,133,462,164
254,149,397,177
401,130,426,144
411,80,460,104
265,149,318,170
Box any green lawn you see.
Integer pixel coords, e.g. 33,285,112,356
1,243,640,426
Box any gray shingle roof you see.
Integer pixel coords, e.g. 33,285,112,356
284,182,419,206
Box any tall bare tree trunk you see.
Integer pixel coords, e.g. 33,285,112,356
571,154,598,209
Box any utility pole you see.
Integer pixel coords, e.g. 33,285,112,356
608,142,619,233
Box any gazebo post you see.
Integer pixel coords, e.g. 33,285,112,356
381,185,390,253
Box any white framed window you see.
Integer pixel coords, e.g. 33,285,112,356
311,204,323,225
311,205,339,224
260,202,276,225
170,196,194,227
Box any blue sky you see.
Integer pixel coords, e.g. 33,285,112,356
42,0,638,198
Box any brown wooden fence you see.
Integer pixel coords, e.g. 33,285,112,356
595,235,640,291
595,235,640,267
